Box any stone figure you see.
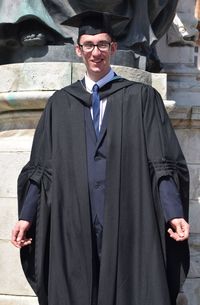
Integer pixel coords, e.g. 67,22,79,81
0,0,178,49
0,0,178,70
167,13,198,46
167,0,198,46
0,0,72,47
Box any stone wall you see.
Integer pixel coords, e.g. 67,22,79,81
170,109,200,305
156,1,200,303
0,129,38,305
156,0,200,107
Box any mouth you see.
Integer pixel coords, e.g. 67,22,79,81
91,59,103,64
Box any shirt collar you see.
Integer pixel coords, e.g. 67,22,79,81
84,68,115,93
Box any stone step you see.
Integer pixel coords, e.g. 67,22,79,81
0,295,38,305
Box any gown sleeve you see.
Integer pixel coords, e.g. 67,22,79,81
159,176,184,222
142,85,190,300
19,181,40,222
18,175,184,223
142,85,189,221
17,98,53,301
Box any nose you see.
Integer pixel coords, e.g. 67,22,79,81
92,45,101,55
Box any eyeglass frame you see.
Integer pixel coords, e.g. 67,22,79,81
78,41,113,52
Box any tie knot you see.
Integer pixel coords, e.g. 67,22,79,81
92,84,99,93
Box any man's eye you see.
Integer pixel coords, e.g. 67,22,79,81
99,43,107,47
84,44,93,48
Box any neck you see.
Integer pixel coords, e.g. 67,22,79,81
87,68,111,82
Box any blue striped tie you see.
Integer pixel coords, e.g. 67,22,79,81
92,84,100,137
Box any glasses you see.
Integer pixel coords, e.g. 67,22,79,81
79,41,112,52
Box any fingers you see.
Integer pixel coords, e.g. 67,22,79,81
167,228,184,241
168,218,190,242
11,220,32,248
16,238,33,248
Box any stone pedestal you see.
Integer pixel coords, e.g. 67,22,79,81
169,105,200,305
0,61,172,131
0,129,38,305
156,3,200,301
156,37,200,106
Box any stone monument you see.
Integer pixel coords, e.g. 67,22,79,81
0,0,178,71
156,1,200,304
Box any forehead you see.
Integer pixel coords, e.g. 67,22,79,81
79,33,112,43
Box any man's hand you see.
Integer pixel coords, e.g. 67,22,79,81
11,220,32,248
168,218,190,242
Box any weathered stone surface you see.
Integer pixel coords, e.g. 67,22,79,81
168,88,200,106
163,100,176,112
0,62,176,130
170,106,192,121
156,3,200,108
0,130,33,197
0,62,151,94
151,72,167,99
0,240,35,296
176,292,189,305
188,234,200,277
192,106,200,120
72,62,167,99
187,164,200,202
157,37,195,64
112,65,152,85
180,232,200,304
170,106,200,128
0,295,38,305
182,278,200,305
0,151,30,197
0,44,78,66
0,129,34,152
0,111,42,131
0,62,168,99
71,62,85,83
0,198,18,240
175,128,200,163
0,130,37,300
0,91,49,113
72,62,152,84
0,62,72,92
189,201,200,234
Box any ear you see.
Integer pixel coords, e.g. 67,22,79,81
110,42,117,55
75,45,82,58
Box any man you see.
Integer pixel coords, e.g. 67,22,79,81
11,11,190,305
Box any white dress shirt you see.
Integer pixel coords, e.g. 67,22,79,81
84,69,115,131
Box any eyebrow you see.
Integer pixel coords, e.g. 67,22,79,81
80,40,111,44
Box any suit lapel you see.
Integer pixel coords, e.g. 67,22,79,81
68,96,93,294
84,107,96,143
84,100,110,151
95,101,110,151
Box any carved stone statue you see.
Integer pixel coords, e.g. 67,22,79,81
0,0,72,47
167,13,198,46
0,0,178,71
167,0,198,46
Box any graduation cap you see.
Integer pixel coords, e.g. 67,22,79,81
61,11,129,40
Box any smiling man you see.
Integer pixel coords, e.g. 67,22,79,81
11,11,189,305
76,33,117,81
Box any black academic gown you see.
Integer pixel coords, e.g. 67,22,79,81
18,78,189,305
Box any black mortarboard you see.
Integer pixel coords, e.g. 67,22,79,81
61,11,129,39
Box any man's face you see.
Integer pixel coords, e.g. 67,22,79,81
75,33,117,81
